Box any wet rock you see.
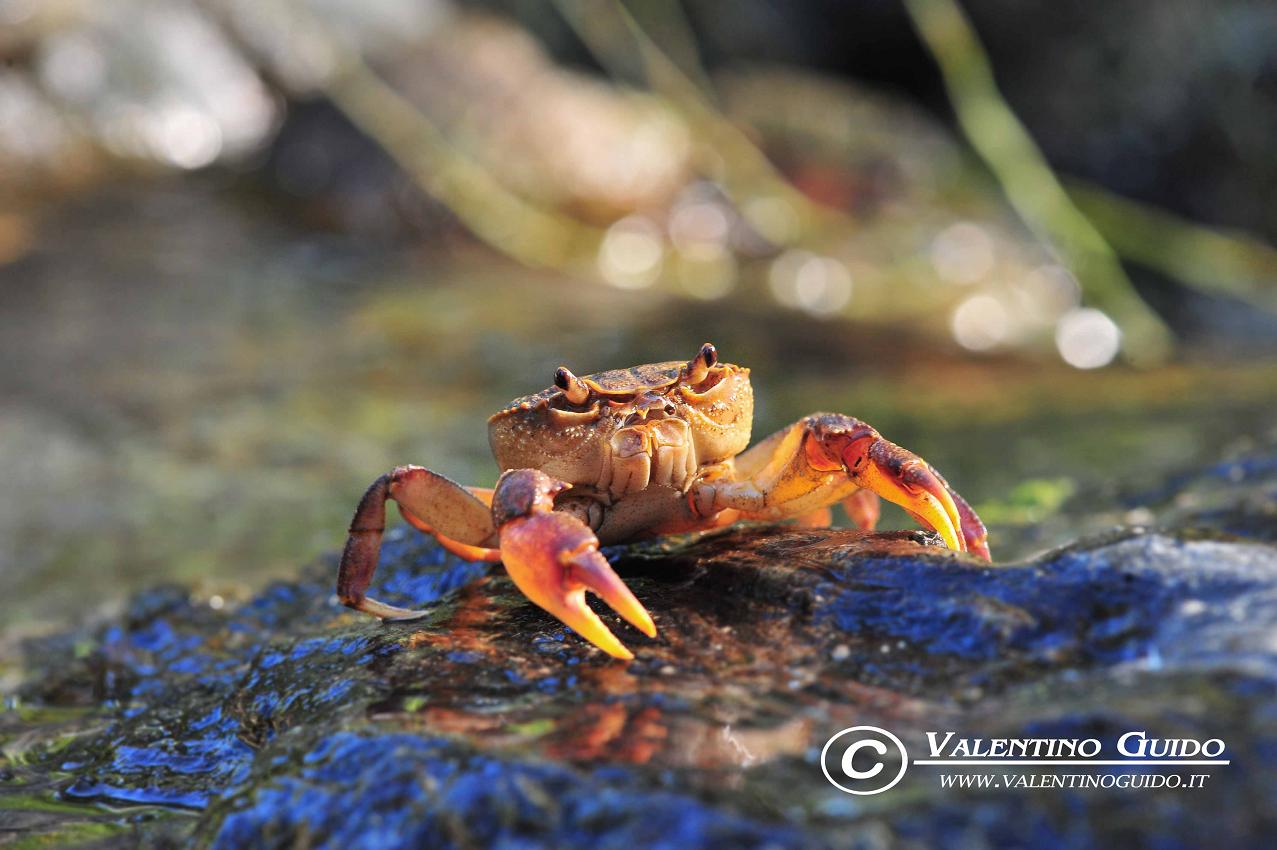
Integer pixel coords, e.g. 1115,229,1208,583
4,452,1277,848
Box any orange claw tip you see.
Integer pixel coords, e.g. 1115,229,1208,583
846,446,966,555
565,548,657,639
913,490,965,554
507,564,637,659
499,511,655,658
555,589,636,660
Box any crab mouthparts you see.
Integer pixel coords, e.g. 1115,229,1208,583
612,393,677,424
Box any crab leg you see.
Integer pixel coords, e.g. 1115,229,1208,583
400,509,503,562
843,489,881,531
338,467,498,620
494,469,656,660
691,414,990,559
900,469,988,559
399,486,502,562
830,435,965,552
790,490,882,530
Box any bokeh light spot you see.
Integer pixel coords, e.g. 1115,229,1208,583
150,106,223,170
598,215,664,289
1056,308,1121,369
951,294,1009,351
669,200,730,261
1017,263,1082,323
930,221,995,284
769,250,851,317
38,33,107,103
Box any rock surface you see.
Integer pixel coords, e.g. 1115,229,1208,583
4,447,1277,849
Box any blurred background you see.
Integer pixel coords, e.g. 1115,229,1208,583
2,0,1275,630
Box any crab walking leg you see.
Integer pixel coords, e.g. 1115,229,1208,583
338,466,499,620
397,483,501,562
790,492,877,529
462,486,495,506
494,469,656,660
691,414,990,559
843,489,881,531
399,509,503,562
793,506,834,528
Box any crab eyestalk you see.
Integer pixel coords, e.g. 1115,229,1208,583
680,342,718,385
554,366,591,406
493,469,656,659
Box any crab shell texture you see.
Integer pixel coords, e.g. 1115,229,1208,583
487,359,753,495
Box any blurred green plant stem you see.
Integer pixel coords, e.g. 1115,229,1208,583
570,0,1277,363
324,57,606,271
902,0,1172,364
551,0,844,243
1066,179,1277,312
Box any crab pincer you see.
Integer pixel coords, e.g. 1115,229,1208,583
803,419,990,559
493,469,656,660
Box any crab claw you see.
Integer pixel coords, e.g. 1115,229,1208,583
494,469,656,659
942,486,990,560
807,426,988,559
853,438,966,554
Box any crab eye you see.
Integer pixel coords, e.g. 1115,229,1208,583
681,342,719,385
554,366,590,405
678,357,733,404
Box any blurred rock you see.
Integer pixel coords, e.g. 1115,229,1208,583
382,13,692,221
1,0,276,177
0,0,690,222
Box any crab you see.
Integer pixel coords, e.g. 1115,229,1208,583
338,343,989,659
